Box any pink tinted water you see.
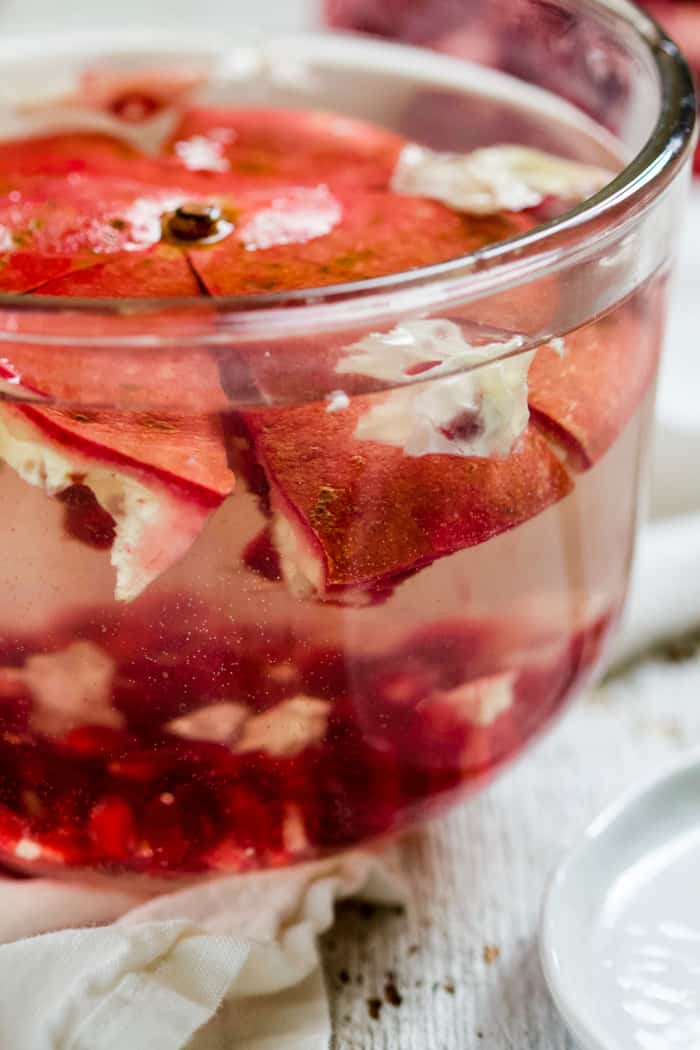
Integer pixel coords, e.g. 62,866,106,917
0,289,659,878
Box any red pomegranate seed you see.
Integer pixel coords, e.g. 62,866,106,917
302,734,400,848
50,777,95,830
108,749,176,781
58,484,116,550
115,644,247,727
400,621,497,689
226,785,283,854
19,749,53,792
440,408,484,443
140,793,188,867
20,789,44,820
300,648,350,700
61,725,136,759
0,638,32,668
0,693,31,733
459,726,497,779
0,803,25,846
371,667,434,707
0,592,617,874
89,796,136,860
168,739,240,777
34,828,91,867
173,783,223,854
109,92,161,122
242,528,282,582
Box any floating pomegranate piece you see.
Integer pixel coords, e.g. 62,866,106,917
240,400,573,600
0,161,238,597
166,106,404,187
528,307,660,468
0,398,234,600
0,171,221,294
0,107,570,603
186,182,529,294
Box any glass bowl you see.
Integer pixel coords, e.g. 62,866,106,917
0,3,693,881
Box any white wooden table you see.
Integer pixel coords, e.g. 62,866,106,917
323,633,700,1048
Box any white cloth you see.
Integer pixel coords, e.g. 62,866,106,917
0,851,407,1049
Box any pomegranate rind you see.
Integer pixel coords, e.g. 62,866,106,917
33,245,202,298
241,400,573,597
165,106,405,189
528,308,658,469
188,184,530,295
0,402,233,600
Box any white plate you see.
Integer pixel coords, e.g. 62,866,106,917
540,750,700,1050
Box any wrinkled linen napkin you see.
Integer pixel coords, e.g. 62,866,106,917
0,849,407,1049
0,198,699,1050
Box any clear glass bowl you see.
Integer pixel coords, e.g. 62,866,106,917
0,3,693,880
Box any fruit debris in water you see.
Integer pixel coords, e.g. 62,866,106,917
0,598,612,874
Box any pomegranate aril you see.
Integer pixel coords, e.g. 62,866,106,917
108,748,177,781
59,607,124,650
140,793,188,867
306,770,396,846
303,731,400,848
0,637,33,669
51,785,94,831
232,637,298,712
459,725,498,778
163,737,241,781
174,783,223,855
242,527,282,582
400,621,498,690
33,827,92,867
372,668,434,707
23,756,97,830
225,784,283,854
0,803,26,846
110,92,160,122
18,749,54,797
354,666,434,748
60,725,136,759
115,645,246,727
299,649,351,700
0,691,31,733
0,595,615,874
20,788,44,820
58,483,116,550
89,796,136,860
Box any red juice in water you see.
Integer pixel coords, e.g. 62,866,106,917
0,27,687,879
